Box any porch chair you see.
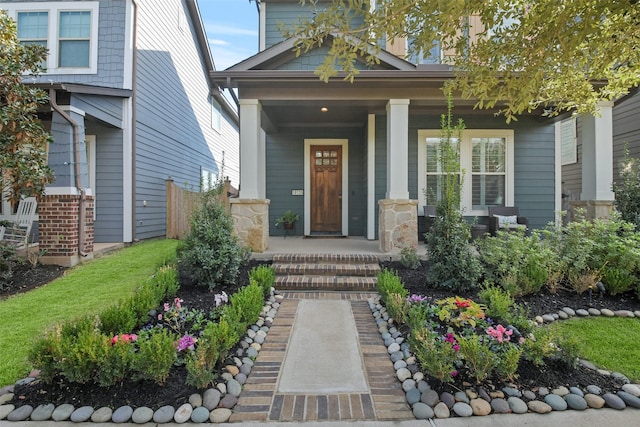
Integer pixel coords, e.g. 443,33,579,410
419,205,437,242
1,197,37,249
488,206,529,236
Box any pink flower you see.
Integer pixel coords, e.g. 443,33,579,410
451,370,458,377
174,297,183,309
157,314,163,321
163,303,170,312
487,324,513,343
111,333,137,345
177,334,196,351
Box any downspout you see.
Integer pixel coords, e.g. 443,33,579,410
49,88,88,257
131,0,138,242
226,77,240,109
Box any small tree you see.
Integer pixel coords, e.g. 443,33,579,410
1,10,54,204
613,146,640,229
424,89,482,291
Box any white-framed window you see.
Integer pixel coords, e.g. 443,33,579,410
211,98,221,132
560,117,577,165
3,2,99,74
418,129,514,216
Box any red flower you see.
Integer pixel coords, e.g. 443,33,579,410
454,297,471,308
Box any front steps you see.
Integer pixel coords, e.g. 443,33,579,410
273,254,380,291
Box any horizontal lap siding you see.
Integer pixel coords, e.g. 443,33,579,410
134,0,237,240
266,128,366,236
613,93,640,183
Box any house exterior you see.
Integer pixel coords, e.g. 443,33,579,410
561,90,638,221
0,0,239,266
211,0,595,253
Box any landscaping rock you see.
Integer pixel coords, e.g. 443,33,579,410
569,386,584,397
508,397,528,414
565,394,588,410
406,388,421,405
112,405,133,423
421,389,440,406
454,391,470,403
601,308,615,317
617,391,640,409
470,398,492,415
91,407,113,423
478,387,491,402
434,402,450,418
30,403,55,421
614,310,633,317
542,314,555,323
561,307,575,316
219,393,238,409
131,407,153,424
191,406,210,423
586,385,602,395
537,387,549,396
52,404,75,421
522,390,536,400
174,403,193,423
396,367,412,381
551,385,569,396
584,394,605,409
412,402,434,419
588,308,601,316
544,394,567,411
622,384,640,397
557,310,568,319
227,378,242,397
189,393,203,407
153,405,175,423
7,404,33,421
603,393,626,410
502,386,522,397
491,398,511,413
394,360,407,370
209,408,232,423
402,379,416,392
70,405,94,422
0,394,13,405
527,400,552,414
0,405,15,420
440,392,455,408
452,402,473,417
576,309,589,317
203,389,221,410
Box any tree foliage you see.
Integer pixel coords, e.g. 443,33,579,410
283,0,640,121
0,9,54,204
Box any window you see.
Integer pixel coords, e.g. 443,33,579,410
560,118,577,165
418,129,514,215
3,2,99,74
211,98,221,132
58,11,91,67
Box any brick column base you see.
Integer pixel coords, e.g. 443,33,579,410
378,199,418,253
38,194,94,267
231,199,270,253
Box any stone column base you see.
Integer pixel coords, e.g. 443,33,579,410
568,200,614,222
231,199,270,253
378,199,418,253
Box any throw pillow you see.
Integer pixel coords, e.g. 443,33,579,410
495,214,518,227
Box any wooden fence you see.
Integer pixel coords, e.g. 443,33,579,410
165,179,231,239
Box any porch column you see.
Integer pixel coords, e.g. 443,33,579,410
386,99,410,199
379,99,417,252
239,99,264,199
234,99,269,252
571,102,615,221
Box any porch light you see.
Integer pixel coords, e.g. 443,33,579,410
320,107,328,112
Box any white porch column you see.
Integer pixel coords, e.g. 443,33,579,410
581,102,615,201
386,99,410,199
571,101,615,221
239,99,263,199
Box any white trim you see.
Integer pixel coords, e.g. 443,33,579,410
3,2,100,75
259,2,266,51
55,105,85,117
304,139,349,236
44,187,93,196
367,114,376,240
122,0,134,90
386,99,410,199
85,135,96,195
554,121,563,224
417,129,514,216
122,97,133,242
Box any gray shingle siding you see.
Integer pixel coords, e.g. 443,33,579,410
613,92,640,185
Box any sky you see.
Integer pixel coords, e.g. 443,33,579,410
198,0,261,71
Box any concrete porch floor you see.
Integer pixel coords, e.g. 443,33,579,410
253,237,415,261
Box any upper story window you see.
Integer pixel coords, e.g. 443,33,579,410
418,129,514,216
3,2,99,74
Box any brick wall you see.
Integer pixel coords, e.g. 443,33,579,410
38,195,94,259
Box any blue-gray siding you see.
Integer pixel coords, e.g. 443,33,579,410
613,92,640,184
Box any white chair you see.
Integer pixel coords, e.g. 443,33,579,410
1,197,37,248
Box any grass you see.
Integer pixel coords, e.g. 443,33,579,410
0,239,180,386
549,317,640,382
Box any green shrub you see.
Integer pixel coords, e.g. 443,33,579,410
99,303,137,336
95,338,136,387
495,345,523,382
29,329,64,382
177,186,247,290
457,334,496,384
386,293,410,325
0,242,18,290
249,265,275,299
133,328,177,385
57,319,106,384
613,146,640,229
400,247,421,270
409,328,457,383
225,282,264,336
477,283,514,320
601,266,636,296
522,327,556,366
185,342,218,389
503,304,534,336
376,269,408,306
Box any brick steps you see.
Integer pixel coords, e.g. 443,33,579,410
273,254,380,291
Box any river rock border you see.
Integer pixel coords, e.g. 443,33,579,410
0,290,283,424
368,296,640,419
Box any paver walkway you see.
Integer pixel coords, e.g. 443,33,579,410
230,292,413,423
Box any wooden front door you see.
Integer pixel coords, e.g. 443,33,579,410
310,145,342,233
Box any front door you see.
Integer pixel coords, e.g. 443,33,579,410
310,145,342,233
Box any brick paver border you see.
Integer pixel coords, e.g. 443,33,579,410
230,292,413,422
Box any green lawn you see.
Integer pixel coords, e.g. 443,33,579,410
549,317,640,382
0,239,179,386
